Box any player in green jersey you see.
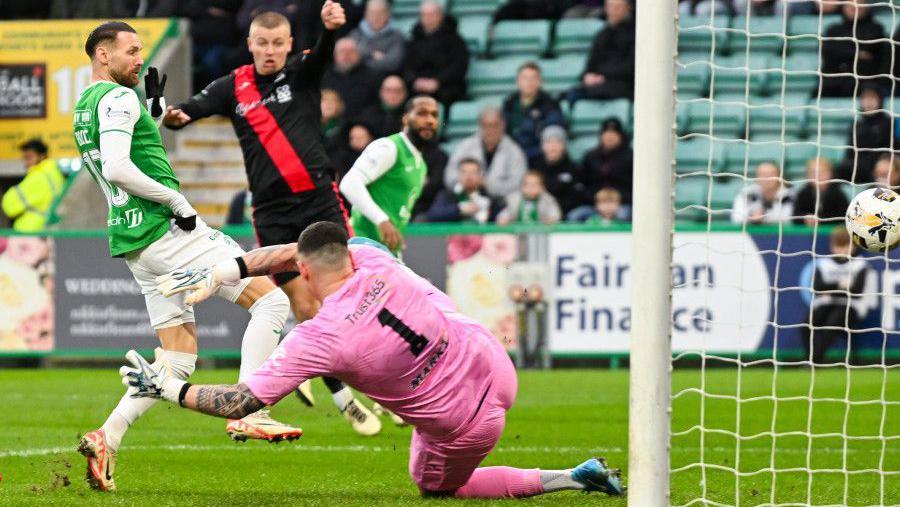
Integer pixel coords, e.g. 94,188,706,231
72,21,302,492
338,96,440,254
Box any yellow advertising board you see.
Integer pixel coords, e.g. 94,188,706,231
0,19,176,160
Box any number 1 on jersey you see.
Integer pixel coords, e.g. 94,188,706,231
378,308,429,356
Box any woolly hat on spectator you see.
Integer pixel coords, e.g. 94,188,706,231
600,117,625,136
540,125,568,145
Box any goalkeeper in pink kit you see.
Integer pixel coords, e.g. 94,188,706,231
125,221,623,498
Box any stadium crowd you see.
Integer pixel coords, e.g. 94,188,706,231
4,0,900,229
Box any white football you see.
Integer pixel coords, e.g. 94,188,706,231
845,187,900,253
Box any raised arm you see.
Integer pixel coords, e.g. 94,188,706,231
294,1,345,83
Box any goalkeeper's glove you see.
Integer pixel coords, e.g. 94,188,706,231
155,259,241,306
120,350,185,403
144,66,167,119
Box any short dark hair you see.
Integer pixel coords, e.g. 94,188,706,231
250,11,291,31
458,157,482,172
85,21,137,57
404,94,437,114
518,61,541,75
19,138,48,155
297,221,349,258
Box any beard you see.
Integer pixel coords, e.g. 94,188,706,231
407,125,436,149
110,66,139,87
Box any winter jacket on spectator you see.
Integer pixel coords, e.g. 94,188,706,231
403,16,469,104
179,0,243,46
838,111,895,184
426,186,499,223
581,142,633,204
730,184,794,224
357,102,403,138
49,0,116,17
821,11,890,97
792,182,850,225
322,64,383,119
413,144,449,218
502,91,565,163
532,153,585,215
496,191,562,224
350,20,407,74
445,134,528,199
578,17,635,100
113,0,178,17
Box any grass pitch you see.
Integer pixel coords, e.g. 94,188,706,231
0,367,896,506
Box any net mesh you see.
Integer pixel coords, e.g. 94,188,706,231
670,2,899,505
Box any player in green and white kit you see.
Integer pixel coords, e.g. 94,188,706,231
72,22,302,492
338,96,440,254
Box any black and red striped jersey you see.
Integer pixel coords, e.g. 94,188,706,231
174,30,336,207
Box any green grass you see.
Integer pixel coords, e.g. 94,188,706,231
0,368,896,506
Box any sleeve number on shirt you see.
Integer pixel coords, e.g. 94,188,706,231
378,308,429,357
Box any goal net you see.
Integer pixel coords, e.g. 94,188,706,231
630,2,899,506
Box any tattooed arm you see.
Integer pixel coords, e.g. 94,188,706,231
240,243,299,276
182,383,265,419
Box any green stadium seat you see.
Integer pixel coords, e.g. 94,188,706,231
674,175,711,221
570,99,631,136
568,135,596,162
539,55,586,94
774,53,820,95
393,16,418,37
445,97,503,139
450,0,504,17
728,16,786,54
677,62,710,98
678,15,729,55
787,14,841,54
491,20,552,56
553,19,604,55
675,137,727,174
874,11,898,38
458,16,491,56
709,174,746,214
724,141,789,175
734,93,808,139
708,54,770,97
807,96,857,136
441,138,464,156
391,0,425,18
686,101,746,138
783,142,820,180
466,56,531,98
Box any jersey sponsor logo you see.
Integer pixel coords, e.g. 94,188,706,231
105,105,131,120
73,109,92,126
409,337,448,390
234,93,278,117
344,277,387,324
275,84,291,103
107,207,143,229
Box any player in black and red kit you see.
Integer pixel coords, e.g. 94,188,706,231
163,2,382,436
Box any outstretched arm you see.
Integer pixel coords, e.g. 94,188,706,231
184,383,265,419
241,243,298,276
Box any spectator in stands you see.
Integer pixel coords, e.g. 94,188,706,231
358,75,407,138
321,89,345,154
236,1,309,50
413,143,450,220
403,0,469,105
496,171,562,225
226,189,252,226
563,1,603,18
838,85,894,183
1,139,65,232
180,0,243,91
113,0,178,17
323,37,382,118
567,0,635,102
532,126,585,216
803,227,873,365
873,154,900,190
494,0,574,22
331,121,376,181
445,107,528,199
821,0,890,97
731,161,794,224
793,158,850,226
426,158,498,223
585,188,626,225
573,118,633,221
348,0,406,74
502,62,565,164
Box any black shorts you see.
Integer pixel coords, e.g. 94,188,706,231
251,183,353,285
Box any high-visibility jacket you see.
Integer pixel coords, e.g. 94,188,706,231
1,159,65,232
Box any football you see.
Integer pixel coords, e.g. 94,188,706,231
845,187,900,253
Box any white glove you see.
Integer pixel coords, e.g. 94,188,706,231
155,260,241,306
120,349,185,403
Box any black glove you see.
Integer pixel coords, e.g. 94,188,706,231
144,67,167,117
173,215,197,232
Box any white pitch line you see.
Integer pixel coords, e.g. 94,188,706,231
1,444,896,460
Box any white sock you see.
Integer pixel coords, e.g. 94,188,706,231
332,386,354,411
101,348,197,452
539,470,584,492
238,289,289,383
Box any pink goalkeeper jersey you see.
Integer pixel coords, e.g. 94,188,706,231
245,244,504,438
